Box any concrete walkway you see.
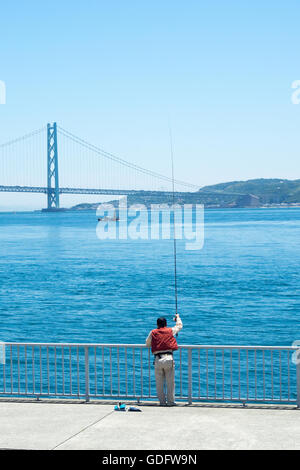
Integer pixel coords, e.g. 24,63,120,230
0,399,299,450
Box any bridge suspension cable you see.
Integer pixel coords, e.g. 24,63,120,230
57,126,199,191
0,127,46,149
0,127,47,188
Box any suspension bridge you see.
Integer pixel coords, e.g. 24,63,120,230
0,123,204,211
0,123,253,210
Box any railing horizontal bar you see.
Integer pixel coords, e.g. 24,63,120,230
3,343,298,351
0,391,295,403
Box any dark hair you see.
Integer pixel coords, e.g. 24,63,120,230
157,317,167,328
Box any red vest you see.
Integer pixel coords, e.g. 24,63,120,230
151,327,178,354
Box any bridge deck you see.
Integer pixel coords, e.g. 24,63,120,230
0,185,194,196
0,185,246,197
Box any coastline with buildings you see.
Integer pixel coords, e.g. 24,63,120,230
65,178,300,211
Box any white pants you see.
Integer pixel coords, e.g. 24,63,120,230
154,354,175,405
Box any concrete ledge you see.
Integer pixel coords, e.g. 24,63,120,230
0,400,299,450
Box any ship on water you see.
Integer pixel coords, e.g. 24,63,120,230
98,210,119,222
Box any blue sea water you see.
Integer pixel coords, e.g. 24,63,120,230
0,207,299,347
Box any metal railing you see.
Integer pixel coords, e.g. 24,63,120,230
0,343,299,406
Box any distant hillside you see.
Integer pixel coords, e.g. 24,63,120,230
199,179,300,205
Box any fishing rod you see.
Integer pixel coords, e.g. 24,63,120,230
169,127,179,330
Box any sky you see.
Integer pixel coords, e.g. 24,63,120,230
0,0,300,209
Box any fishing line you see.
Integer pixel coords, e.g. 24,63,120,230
169,127,178,319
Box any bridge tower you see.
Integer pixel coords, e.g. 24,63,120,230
47,122,60,210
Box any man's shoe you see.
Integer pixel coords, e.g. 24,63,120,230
167,402,177,407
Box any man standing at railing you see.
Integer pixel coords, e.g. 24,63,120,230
146,314,183,406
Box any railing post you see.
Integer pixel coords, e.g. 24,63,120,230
85,346,90,402
297,350,300,408
188,349,192,405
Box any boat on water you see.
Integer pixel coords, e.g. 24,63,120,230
98,210,119,222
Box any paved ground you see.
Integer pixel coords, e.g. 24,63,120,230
0,399,299,450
